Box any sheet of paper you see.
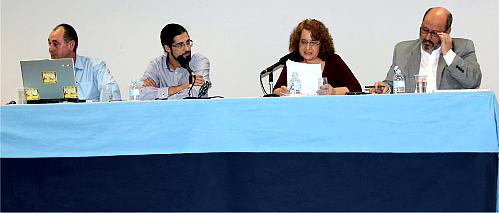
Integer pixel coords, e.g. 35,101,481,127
286,60,322,95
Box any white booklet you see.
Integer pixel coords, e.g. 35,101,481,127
286,60,322,95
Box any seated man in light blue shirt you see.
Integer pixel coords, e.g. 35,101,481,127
140,23,210,100
48,23,121,101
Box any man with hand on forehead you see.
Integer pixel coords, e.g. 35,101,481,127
139,23,210,100
370,7,481,94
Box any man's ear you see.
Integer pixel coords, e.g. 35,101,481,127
164,45,171,53
69,40,76,52
445,27,452,35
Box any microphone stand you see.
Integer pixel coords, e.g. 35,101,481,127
179,60,200,99
260,63,280,97
188,70,195,85
264,72,279,97
260,52,299,97
176,55,196,89
184,70,200,99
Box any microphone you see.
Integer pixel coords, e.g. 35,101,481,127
176,55,195,84
260,52,300,75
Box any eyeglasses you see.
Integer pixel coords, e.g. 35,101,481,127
172,39,193,48
420,27,443,38
299,40,320,46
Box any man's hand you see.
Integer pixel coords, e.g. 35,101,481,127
438,32,452,55
369,81,389,94
167,75,207,96
143,77,157,88
192,75,205,86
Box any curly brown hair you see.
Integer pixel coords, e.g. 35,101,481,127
289,19,335,61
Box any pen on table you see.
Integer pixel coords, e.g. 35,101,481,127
364,85,385,88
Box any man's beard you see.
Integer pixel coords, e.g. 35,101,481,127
422,39,441,52
174,51,192,63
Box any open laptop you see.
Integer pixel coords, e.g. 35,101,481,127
20,58,79,104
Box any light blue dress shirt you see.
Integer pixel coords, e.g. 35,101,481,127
139,53,210,100
74,53,121,101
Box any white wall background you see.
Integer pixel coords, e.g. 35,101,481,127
2,0,498,103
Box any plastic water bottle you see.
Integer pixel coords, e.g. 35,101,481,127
393,66,405,94
290,72,301,96
129,78,140,100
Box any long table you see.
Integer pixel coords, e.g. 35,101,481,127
2,91,498,211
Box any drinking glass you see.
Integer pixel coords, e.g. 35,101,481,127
101,85,113,102
414,75,427,93
16,87,27,104
317,77,329,95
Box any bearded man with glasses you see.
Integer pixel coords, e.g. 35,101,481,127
139,23,210,100
370,7,481,94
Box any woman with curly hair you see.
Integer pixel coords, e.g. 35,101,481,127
273,19,361,96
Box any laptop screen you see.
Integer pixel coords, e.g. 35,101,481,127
20,58,78,103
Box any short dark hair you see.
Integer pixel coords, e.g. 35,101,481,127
160,23,188,52
53,23,78,52
423,7,453,30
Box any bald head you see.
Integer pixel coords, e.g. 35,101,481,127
423,7,453,30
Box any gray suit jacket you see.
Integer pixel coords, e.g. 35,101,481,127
383,38,481,93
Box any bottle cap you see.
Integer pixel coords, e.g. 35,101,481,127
131,78,137,83
394,66,401,74
292,72,298,76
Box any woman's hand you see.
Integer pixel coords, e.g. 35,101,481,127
274,86,290,96
318,85,349,95
330,86,349,95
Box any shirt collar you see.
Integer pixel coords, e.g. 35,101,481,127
74,53,83,70
165,53,174,72
420,45,441,58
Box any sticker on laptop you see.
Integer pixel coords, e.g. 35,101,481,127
63,86,78,99
25,88,39,101
42,71,57,84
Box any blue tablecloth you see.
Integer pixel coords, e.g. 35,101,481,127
2,91,499,158
1,91,498,212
